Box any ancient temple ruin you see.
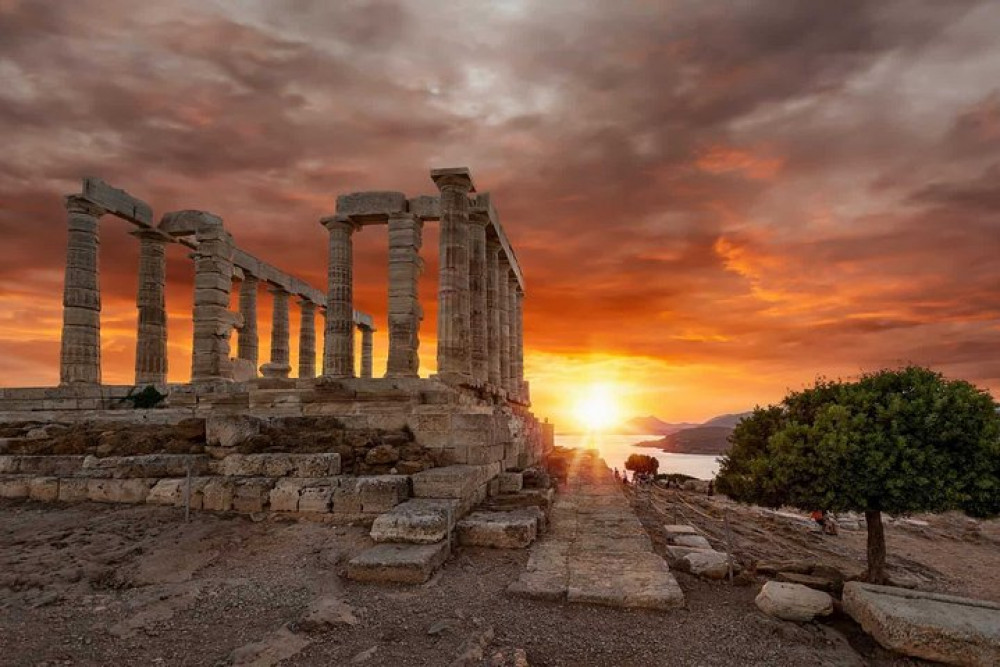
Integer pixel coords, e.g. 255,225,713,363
0,167,554,583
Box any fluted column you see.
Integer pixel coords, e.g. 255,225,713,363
132,229,168,385
261,286,291,378
515,286,525,401
298,299,316,378
506,273,520,396
360,326,374,378
386,212,423,377
468,212,489,384
322,215,356,377
191,215,236,383
498,263,511,394
59,196,104,385
431,168,475,381
486,241,502,387
237,275,259,374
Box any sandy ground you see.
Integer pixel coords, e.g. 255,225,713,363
3,487,997,666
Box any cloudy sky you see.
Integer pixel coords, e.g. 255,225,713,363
1,0,999,427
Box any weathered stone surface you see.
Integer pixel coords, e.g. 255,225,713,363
202,478,235,512
365,444,399,466
357,475,410,513
57,477,90,502
29,476,60,502
663,544,713,565
777,571,838,593
298,481,335,513
843,582,1000,667
1,455,84,476
370,499,460,544
269,478,306,512
457,510,537,549
87,478,154,504
232,478,275,513
346,541,450,584
0,475,29,498
147,478,185,505
680,550,732,580
82,454,208,478
671,534,713,550
336,191,407,222
411,465,479,500
497,471,523,494
663,524,699,538
206,415,261,448
755,581,834,622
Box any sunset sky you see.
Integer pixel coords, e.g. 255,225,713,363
2,1,1000,429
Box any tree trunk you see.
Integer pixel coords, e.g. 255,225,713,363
865,510,888,584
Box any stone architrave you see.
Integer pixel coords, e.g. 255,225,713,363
498,262,511,394
486,241,502,387
59,196,105,385
190,213,238,383
237,274,259,374
431,168,475,381
386,212,423,377
360,325,374,379
321,216,357,377
261,287,291,378
298,299,316,379
506,273,520,396
131,229,168,385
468,211,489,385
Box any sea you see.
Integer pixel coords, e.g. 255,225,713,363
555,433,721,480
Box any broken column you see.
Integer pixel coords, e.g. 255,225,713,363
298,299,316,379
237,274,259,375
132,228,168,385
190,212,238,383
59,196,105,385
498,262,512,394
486,240,502,387
261,286,291,378
322,215,356,377
360,324,374,379
468,210,490,385
431,167,475,382
386,211,423,377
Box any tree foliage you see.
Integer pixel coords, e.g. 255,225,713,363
625,453,659,476
716,367,1000,581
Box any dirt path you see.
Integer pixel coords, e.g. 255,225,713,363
1,476,957,666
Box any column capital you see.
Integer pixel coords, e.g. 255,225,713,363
469,211,491,227
267,284,290,296
298,297,316,310
320,214,360,232
387,210,420,223
430,167,476,194
65,195,105,217
129,227,169,242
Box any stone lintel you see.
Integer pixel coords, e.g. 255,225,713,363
430,167,476,193
336,191,407,224
159,210,223,237
407,195,441,221
81,177,153,225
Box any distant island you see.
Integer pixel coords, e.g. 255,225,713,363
628,412,751,456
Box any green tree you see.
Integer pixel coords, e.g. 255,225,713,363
716,367,1000,583
625,453,659,476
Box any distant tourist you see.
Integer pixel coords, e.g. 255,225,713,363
810,510,839,535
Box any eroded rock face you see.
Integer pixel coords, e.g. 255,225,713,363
755,581,834,622
680,551,732,580
843,582,1000,666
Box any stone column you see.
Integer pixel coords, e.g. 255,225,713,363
132,229,168,385
507,273,520,397
486,241,502,387
498,263,511,394
431,168,475,381
191,215,237,383
386,212,423,377
59,196,104,385
298,299,316,379
321,215,356,377
468,212,489,385
237,274,259,374
261,286,291,378
360,325,374,379
515,286,525,401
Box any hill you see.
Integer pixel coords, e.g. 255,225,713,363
620,416,698,435
635,425,733,456
701,412,751,429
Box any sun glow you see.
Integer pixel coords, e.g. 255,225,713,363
572,383,623,432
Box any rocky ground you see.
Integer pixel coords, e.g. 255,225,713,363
3,476,998,665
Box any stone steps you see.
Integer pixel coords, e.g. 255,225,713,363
345,541,452,585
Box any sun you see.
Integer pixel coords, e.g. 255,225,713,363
572,383,622,432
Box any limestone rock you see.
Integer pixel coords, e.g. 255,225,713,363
370,499,460,544
680,550,733,580
457,510,538,549
298,596,358,632
346,541,450,584
206,415,260,449
671,534,712,550
28,476,60,502
364,444,399,466
843,581,1000,666
755,581,834,622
